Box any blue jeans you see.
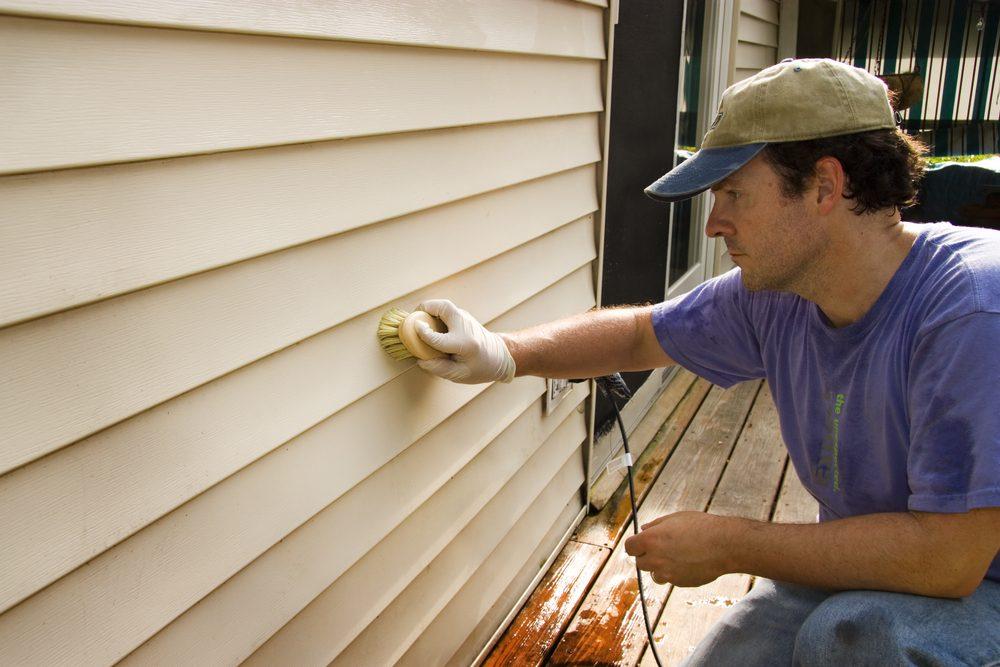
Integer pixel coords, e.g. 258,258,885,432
682,578,1000,666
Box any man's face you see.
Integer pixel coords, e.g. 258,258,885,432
706,155,824,292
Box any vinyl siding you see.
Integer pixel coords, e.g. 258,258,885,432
733,0,781,83
0,1,603,663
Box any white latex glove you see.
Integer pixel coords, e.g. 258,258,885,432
413,299,516,384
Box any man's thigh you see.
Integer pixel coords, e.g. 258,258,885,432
682,579,830,667
793,578,1000,667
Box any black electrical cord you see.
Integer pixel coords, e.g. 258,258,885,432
594,374,665,667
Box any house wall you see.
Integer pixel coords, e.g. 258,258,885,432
732,0,781,83
0,1,607,663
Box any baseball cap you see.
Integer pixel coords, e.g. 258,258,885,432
645,58,896,203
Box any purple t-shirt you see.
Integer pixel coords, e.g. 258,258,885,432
653,222,1000,583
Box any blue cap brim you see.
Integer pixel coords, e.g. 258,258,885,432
644,143,767,203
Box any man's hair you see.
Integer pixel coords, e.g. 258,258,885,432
760,128,927,215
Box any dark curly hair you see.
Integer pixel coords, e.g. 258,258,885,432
760,128,927,215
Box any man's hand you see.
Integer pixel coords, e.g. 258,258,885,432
624,507,1000,598
413,299,516,384
624,512,733,587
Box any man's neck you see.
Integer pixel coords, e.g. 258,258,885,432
796,214,917,328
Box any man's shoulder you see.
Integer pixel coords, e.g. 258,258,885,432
910,223,1000,327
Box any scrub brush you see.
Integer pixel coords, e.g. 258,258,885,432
377,308,448,361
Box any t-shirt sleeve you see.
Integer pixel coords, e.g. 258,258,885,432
651,269,765,388
907,312,1000,513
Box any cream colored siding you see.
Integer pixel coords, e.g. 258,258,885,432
0,1,603,663
2,169,597,473
0,15,603,175
0,114,600,328
732,0,781,83
0,0,605,57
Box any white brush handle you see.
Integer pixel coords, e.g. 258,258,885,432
399,311,448,360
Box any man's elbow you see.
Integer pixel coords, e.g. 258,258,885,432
908,508,999,599
945,566,989,599
916,553,991,599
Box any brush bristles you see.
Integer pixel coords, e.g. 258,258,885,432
378,308,415,360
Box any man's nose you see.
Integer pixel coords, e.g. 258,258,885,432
705,201,732,238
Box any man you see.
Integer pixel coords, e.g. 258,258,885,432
413,59,1000,664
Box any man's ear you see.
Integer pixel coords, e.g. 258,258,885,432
813,157,846,215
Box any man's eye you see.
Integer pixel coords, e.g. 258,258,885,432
727,190,741,200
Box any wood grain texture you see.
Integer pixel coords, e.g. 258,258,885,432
0,249,595,617
0,0,605,58
772,463,819,525
574,376,713,548
0,15,603,174
124,384,588,666
249,413,587,666
483,540,610,667
0,113,600,327
0,167,597,476
588,370,699,511
642,386,787,666
403,481,587,667
547,381,762,666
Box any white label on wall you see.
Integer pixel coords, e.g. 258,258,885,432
545,378,572,415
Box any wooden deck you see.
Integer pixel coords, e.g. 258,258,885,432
483,370,819,666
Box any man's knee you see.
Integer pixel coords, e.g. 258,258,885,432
793,591,905,665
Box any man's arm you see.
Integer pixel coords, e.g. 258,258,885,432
499,305,675,379
625,507,1000,598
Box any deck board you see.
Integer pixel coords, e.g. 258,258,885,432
481,540,609,667
639,384,787,666
546,381,761,666
485,372,708,666
483,377,819,666
575,375,712,548
588,370,699,511
773,461,820,525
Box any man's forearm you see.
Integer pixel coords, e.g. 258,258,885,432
722,510,995,598
499,306,660,379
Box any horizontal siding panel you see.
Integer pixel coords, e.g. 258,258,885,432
336,440,586,667
118,268,595,664
0,0,605,58
0,166,598,475
406,489,585,667
734,67,761,84
0,15,604,175
740,0,779,24
0,279,592,665
739,13,779,47
129,385,588,665
447,494,585,667
256,414,587,666
0,237,596,615
735,41,778,70
0,113,601,327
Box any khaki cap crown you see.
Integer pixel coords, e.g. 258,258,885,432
702,58,896,149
